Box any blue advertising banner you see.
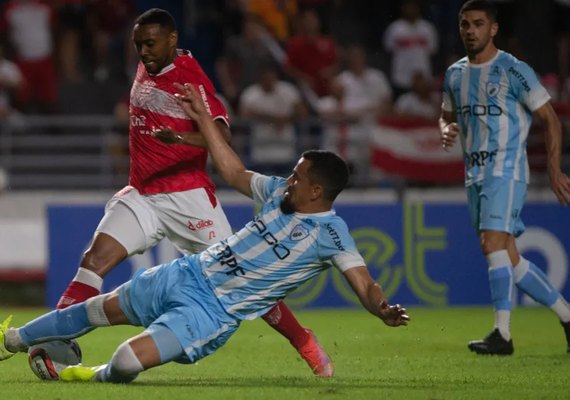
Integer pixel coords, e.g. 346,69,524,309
47,202,570,309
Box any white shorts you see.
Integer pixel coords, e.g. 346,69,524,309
96,186,232,256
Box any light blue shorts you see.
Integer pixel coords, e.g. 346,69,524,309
117,256,240,364
466,177,527,237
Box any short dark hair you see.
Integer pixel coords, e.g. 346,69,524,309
301,150,349,202
135,8,177,32
459,0,497,22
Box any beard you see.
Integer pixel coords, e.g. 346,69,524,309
279,195,296,214
466,43,484,57
464,36,491,57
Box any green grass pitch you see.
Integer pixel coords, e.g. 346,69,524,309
1,307,569,399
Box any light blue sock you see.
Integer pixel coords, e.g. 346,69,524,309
487,250,514,311
487,250,513,340
18,303,94,346
514,257,559,307
489,265,514,311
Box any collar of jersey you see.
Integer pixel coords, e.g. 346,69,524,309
149,63,176,77
293,209,335,218
467,49,501,69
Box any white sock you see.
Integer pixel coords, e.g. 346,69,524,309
73,267,104,290
551,298,570,323
494,311,511,341
5,328,28,353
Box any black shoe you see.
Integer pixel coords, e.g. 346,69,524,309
560,321,570,353
468,328,514,355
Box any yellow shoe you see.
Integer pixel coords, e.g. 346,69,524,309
59,364,104,382
0,315,15,361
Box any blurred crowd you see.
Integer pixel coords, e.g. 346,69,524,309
0,0,569,185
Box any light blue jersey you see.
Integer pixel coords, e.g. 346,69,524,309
442,50,550,186
196,173,365,320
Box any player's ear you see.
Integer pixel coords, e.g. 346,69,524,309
169,31,178,48
490,21,498,38
310,183,323,201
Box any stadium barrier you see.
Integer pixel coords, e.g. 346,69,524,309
47,199,570,309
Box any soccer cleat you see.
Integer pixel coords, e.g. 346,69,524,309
297,329,334,377
468,328,514,355
0,315,15,361
560,320,570,353
59,364,102,382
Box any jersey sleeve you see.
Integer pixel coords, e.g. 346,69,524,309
509,61,551,112
441,68,454,112
182,56,231,126
318,219,365,272
250,173,287,205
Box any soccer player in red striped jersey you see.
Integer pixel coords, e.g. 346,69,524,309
56,8,333,377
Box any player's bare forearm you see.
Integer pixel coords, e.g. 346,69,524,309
534,102,570,205
178,121,231,148
343,267,409,327
175,83,254,197
535,103,563,174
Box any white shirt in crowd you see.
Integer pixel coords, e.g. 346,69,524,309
335,68,392,119
383,18,438,89
394,91,440,120
239,81,301,164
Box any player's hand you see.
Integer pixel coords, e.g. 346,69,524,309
173,82,210,123
441,122,460,151
151,126,185,145
378,300,410,327
548,169,570,206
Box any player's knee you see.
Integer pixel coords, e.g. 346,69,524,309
109,342,144,383
480,235,507,255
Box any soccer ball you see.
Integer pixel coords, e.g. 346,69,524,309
28,340,82,381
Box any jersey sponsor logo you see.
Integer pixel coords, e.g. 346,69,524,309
198,84,212,116
290,224,309,241
130,114,146,127
457,104,503,116
486,82,500,97
251,216,291,260
216,240,245,277
325,224,345,251
130,114,156,136
508,66,530,92
464,150,498,167
187,219,214,231
138,80,156,98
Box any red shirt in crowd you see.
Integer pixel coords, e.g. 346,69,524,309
285,34,337,97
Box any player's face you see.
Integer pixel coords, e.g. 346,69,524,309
281,158,316,214
133,23,177,74
459,10,498,56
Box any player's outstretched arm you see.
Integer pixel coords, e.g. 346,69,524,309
174,83,254,198
151,121,230,148
534,102,570,206
343,267,410,327
439,109,460,152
